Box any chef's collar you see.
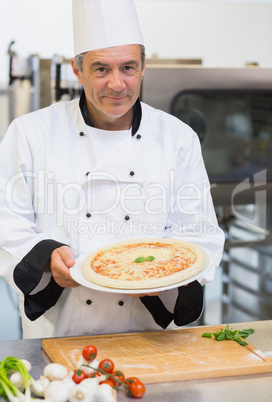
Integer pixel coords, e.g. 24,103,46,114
79,91,142,136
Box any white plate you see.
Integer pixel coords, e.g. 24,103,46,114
70,247,213,294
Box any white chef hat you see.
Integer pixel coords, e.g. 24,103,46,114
72,0,144,56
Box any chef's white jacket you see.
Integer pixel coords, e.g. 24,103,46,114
0,97,224,339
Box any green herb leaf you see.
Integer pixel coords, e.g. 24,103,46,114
135,257,146,263
234,337,248,346
146,256,155,261
236,329,255,339
201,332,212,338
201,327,255,346
216,332,227,341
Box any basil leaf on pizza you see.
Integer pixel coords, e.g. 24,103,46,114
81,238,206,289
135,256,146,263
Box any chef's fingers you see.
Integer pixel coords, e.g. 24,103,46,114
54,245,76,267
50,246,79,288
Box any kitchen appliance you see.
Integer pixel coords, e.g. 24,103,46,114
7,41,51,122
51,54,82,102
142,64,272,206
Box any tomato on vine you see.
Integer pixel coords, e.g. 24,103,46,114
72,369,87,384
80,344,146,398
111,370,125,386
82,344,97,362
128,380,146,398
125,376,140,386
98,358,114,373
88,371,101,378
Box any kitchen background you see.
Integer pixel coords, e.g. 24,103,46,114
0,0,272,340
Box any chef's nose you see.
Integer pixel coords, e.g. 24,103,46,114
108,70,126,91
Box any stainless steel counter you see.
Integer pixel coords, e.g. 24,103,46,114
0,321,272,402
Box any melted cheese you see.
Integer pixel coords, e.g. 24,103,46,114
91,242,196,281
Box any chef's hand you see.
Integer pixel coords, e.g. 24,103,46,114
49,246,79,288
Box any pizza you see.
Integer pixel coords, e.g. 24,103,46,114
81,238,206,290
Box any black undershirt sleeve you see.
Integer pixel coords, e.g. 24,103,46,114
140,280,204,329
13,239,66,321
173,280,204,326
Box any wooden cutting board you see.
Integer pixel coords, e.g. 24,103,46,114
42,325,272,383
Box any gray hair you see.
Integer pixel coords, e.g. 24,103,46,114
74,44,146,72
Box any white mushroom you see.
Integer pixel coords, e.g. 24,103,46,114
43,363,69,381
9,372,25,390
20,359,32,372
94,384,117,402
44,380,70,402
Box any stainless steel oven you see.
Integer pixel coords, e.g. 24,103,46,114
141,65,272,206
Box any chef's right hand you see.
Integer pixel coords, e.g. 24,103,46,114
49,246,79,288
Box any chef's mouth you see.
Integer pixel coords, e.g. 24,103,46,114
103,93,129,100
109,96,126,100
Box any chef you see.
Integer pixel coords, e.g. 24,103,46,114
0,0,224,339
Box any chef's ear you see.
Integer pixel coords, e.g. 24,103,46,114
141,53,146,80
141,61,146,79
71,58,83,85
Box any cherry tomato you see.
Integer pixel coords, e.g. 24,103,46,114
99,379,115,387
98,359,114,374
125,376,140,386
128,380,146,398
111,370,125,386
72,369,87,384
82,344,97,362
88,371,101,378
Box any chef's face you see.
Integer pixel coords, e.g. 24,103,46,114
71,44,145,130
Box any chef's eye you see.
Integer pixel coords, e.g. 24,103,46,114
96,67,107,74
123,65,134,72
